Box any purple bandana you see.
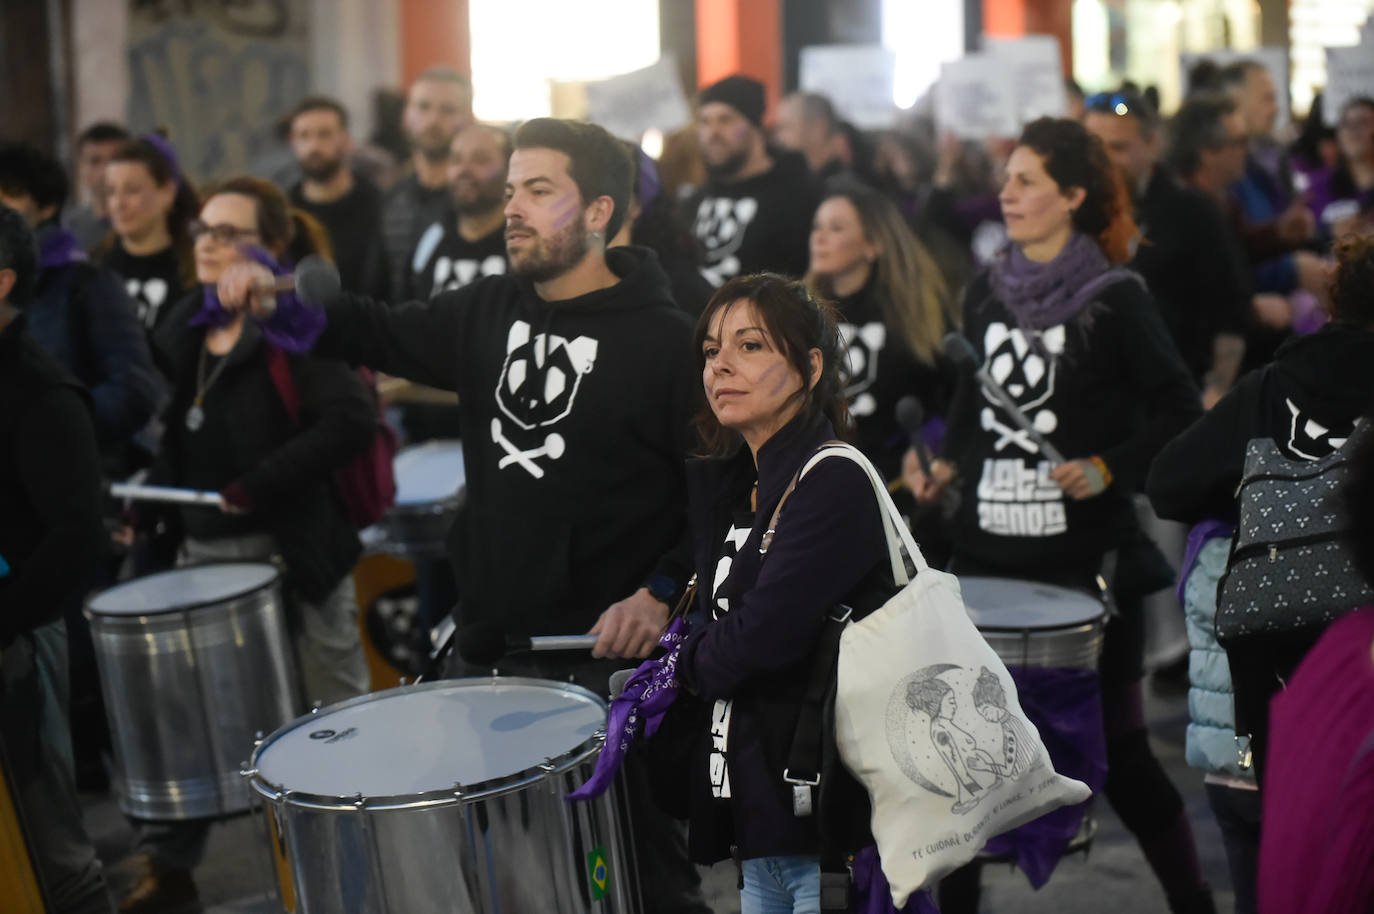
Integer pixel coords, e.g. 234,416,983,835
567,614,692,801
852,847,940,913
189,245,325,353
988,231,1139,333
37,224,87,270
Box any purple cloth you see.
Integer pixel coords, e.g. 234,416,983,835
189,245,325,353
852,846,940,913
567,615,692,801
978,666,1106,888
1289,290,1328,337
988,231,1140,334
140,132,184,187
36,224,87,269
1176,520,1234,606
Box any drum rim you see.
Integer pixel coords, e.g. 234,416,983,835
85,562,280,617
246,676,608,810
959,575,1107,630
383,492,464,516
974,618,1106,634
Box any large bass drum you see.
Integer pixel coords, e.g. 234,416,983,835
86,563,302,820
246,678,639,913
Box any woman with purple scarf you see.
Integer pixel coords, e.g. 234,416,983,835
117,177,374,914
902,119,1212,913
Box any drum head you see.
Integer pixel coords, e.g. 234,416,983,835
394,440,465,506
88,563,278,616
253,679,606,802
959,576,1104,631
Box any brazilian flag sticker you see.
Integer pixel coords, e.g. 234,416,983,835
587,846,610,901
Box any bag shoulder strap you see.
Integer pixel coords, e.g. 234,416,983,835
265,345,302,424
764,441,928,585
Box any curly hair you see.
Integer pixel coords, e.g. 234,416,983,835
1016,117,1138,264
906,676,951,717
692,273,852,456
1331,233,1374,326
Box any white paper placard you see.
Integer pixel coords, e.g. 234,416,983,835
936,54,1019,140
798,44,898,130
584,55,691,140
984,35,1068,124
1179,47,1291,128
1325,45,1374,127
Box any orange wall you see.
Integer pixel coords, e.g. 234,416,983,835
695,0,783,114
983,0,1073,73
400,0,471,84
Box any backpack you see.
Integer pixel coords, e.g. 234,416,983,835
1215,419,1373,646
265,346,398,529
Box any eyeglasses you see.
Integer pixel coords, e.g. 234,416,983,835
1085,92,1138,117
188,220,259,245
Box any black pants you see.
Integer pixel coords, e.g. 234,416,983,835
1203,782,1260,914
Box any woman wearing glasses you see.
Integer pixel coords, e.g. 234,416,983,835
95,134,199,337
903,118,1212,914
1306,96,1374,240
118,177,375,914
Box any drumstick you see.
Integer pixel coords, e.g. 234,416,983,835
457,622,600,666
108,482,222,507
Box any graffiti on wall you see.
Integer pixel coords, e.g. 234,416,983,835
127,0,310,181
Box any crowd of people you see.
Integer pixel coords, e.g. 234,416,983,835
1,50,1372,914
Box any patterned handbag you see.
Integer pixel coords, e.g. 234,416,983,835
1215,420,1374,645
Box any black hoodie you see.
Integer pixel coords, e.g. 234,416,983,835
1148,322,1374,524
312,245,698,638
683,151,819,286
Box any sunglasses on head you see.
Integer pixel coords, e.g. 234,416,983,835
1085,92,1141,117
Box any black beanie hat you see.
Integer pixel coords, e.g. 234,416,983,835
699,75,766,127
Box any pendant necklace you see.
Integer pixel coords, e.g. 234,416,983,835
186,342,231,432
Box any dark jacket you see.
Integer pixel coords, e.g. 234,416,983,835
943,271,1200,575
1132,168,1253,383
1147,321,1374,525
0,314,106,646
27,226,163,448
308,245,698,635
148,293,375,601
675,413,892,863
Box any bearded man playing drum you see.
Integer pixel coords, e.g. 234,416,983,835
219,117,709,914
0,205,114,912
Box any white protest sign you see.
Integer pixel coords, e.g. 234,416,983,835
984,35,1068,124
1325,45,1374,127
584,55,691,140
799,44,898,130
1179,47,1291,127
936,54,1019,140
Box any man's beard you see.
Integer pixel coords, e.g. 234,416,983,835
301,153,346,183
413,129,455,164
509,216,590,284
704,147,750,182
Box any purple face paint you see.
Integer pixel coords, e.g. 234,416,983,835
550,195,581,231
760,360,793,397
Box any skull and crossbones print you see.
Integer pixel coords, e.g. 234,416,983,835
490,320,598,479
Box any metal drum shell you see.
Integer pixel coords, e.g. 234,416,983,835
246,679,640,914
85,565,302,821
364,493,463,559
960,576,1107,670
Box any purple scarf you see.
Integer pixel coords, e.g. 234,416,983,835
189,245,324,353
37,223,87,270
567,614,692,801
988,232,1138,333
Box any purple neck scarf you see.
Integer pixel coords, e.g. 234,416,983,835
37,223,87,270
567,614,692,801
189,245,324,353
988,232,1136,333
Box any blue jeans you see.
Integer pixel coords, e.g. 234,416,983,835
741,856,821,914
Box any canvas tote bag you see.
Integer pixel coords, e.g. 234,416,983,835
806,444,1092,907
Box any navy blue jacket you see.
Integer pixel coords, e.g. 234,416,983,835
676,412,891,863
26,225,163,448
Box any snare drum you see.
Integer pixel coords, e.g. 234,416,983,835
246,678,639,914
959,576,1106,670
86,563,302,820
363,439,465,558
